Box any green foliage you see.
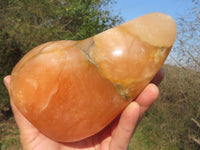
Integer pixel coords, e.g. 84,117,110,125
0,0,122,114
0,0,122,71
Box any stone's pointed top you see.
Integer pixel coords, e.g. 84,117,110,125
120,12,177,47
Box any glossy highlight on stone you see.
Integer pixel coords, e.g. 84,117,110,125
10,13,177,142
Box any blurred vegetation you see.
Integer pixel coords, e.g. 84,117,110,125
0,117,21,150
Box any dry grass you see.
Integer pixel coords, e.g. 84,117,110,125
0,117,22,150
131,64,200,150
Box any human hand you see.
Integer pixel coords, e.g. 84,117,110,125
4,69,164,150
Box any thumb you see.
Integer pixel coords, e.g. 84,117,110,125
4,76,58,149
3,75,11,92
3,75,39,134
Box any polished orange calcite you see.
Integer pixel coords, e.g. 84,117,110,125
10,13,177,142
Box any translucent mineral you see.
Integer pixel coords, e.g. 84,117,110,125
10,13,177,142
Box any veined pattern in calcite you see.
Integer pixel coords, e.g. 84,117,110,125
10,13,176,142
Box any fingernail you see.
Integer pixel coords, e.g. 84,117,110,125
126,102,140,113
3,75,10,89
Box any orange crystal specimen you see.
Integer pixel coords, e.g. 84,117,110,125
10,13,177,142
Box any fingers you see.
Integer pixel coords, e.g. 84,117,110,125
109,83,159,150
110,102,140,150
136,68,163,117
151,69,165,86
135,83,159,118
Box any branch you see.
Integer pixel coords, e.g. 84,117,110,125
189,118,200,145
181,43,200,67
61,19,73,29
191,118,200,128
189,135,200,145
194,0,200,23
169,55,186,69
185,48,200,67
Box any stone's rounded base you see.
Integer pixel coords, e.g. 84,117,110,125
10,13,176,142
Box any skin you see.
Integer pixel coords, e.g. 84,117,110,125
3,69,164,150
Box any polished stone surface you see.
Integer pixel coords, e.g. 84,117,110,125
10,13,177,142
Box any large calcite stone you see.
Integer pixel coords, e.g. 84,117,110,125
10,13,177,142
